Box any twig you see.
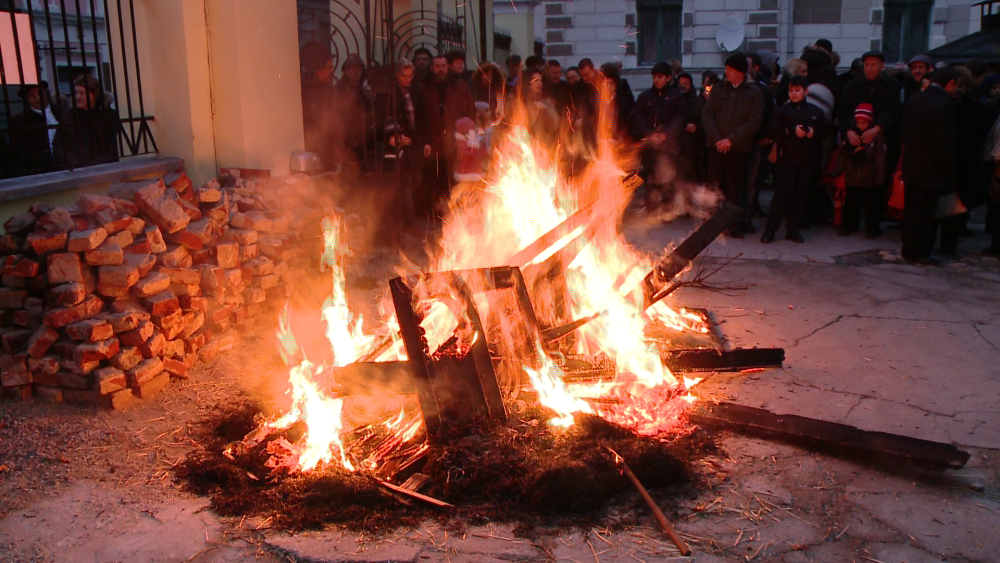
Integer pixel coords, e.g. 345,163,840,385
604,445,692,556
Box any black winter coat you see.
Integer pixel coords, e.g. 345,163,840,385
838,73,902,139
830,129,887,188
10,108,58,171
769,100,832,165
632,84,687,138
901,85,956,192
53,103,119,167
702,78,764,153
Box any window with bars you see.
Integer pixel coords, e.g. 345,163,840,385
882,0,933,63
637,0,682,65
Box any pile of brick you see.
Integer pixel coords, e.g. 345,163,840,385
0,169,306,408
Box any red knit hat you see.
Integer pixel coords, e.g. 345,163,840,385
854,103,874,122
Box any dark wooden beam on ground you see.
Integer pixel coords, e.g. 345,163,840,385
663,348,784,373
690,402,970,471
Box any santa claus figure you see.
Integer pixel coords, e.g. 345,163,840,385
453,116,487,182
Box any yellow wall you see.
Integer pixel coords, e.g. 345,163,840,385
495,12,534,61
206,0,304,177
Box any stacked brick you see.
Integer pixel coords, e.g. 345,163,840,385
0,169,300,408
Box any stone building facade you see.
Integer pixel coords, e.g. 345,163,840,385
536,0,981,90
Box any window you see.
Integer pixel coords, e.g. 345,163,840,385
637,0,681,65
883,0,932,63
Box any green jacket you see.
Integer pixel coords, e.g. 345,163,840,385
702,78,764,153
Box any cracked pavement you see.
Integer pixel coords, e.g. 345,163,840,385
2,217,999,563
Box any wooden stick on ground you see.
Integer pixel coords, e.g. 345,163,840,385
604,445,692,556
372,477,455,509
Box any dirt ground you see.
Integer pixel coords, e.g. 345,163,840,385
2,206,1000,562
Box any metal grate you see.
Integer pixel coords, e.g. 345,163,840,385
0,0,156,179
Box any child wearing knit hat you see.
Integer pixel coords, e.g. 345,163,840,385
829,103,887,238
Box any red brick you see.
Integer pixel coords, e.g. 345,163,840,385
138,330,165,359
49,339,76,358
223,228,257,245
1,370,32,387
112,197,139,216
22,295,42,312
158,245,190,268
74,338,119,363
153,309,184,332
28,356,60,375
123,252,157,277
256,274,280,290
77,194,115,214
0,354,26,371
11,309,43,327
99,264,139,288
67,227,108,252
135,183,191,234
101,311,148,333
2,328,34,354
126,357,163,388
38,208,75,231
26,326,59,358
166,170,193,194
0,384,32,400
175,197,202,221
93,366,126,394
238,244,259,262
144,225,167,253
60,355,101,375
107,216,136,235
84,242,124,266
179,295,208,312
244,288,266,304
34,385,63,403
243,211,273,231
1,274,26,288
64,387,133,409
202,191,229,222
0,288,27,309
195,182,222,203
109,346,143,371
214,242,240,269
126,217,146,237
4,212,36,235
92,208,119,233
26,274,49,293
245,257,275,276
163,338,185,358
3,255,40,277
162,357,189,379
109,298,145,314
47,253,88,284
106,230,133,249
184,332,208,354
124,238,152,254
169,283,201,297
222,267,242,288
144,290,179,316
167,228,205,251
44,294,104,328
27,230,68,255
159,267,200,285
179,311,204,341
132,372,169,399
209,318,230,332
132,271,170,298
66,319,114,342
198,265,224,295
119,320,154,347
190,248,213,265
0,234,25,253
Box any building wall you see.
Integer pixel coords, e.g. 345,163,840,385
495,0,540,63
538,0,981,91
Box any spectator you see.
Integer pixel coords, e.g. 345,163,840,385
543,59,571,114
801,41,840,100
299,41,337,171
566,66,582,86
420,54,476,212
761,75,832,244
677,72,708,183
520,67,560,146
701,70,719,96
632,61,686,145
601,62,636,141
446,51,470,84
745,52,776,223
987,115,1000,256
838,51,903,233
902,54,933,102
966,59,990,97
756,49,779,86
332,55,374,172
506,55,522,90
472,61,505,118
578,58,598,84
525,55,545,73
384,59,425,233
413,48,433,86
11,81,59,172
830,103,887,238
53,74,119,167
838,58,864,93
775,58,808,107
944,66,992,255
900,66,960,265
702,53,764,237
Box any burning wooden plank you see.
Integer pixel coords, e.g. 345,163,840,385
690,402,970,471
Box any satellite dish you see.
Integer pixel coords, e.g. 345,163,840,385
715,17,745,53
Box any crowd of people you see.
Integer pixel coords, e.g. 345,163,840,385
298,41,1000,262
1,74,121,176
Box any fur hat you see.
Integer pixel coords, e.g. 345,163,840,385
724,53,748,74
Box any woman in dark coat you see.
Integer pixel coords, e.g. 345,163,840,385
53,75,119,167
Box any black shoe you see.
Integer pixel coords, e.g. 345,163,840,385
760,230,775,244
865,228,883,240
786,232,805,244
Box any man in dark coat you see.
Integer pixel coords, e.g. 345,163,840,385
420,55,476,213
632,62,687,142
53,74,119,168
702,53,764,237
900,66,960,265
676,72,706,183
299,42,337,171
838,51,903,234
332,55,374,172
543,59,571,115
902,54,932,102
10,81,59,173
384,59,425,233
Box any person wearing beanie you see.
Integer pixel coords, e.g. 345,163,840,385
838,49,902,230
829,102,888,239
900,65,961,265
703,51,764,237
633,62,687,212
761,75,832,244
